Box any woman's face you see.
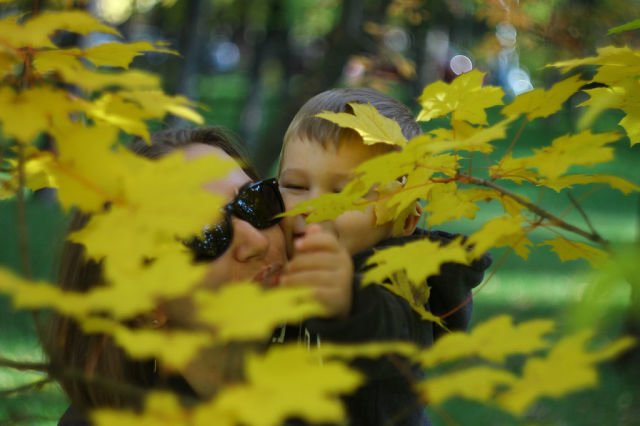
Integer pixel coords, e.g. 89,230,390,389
184,143,287,289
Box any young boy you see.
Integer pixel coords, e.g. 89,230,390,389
277,88,492,426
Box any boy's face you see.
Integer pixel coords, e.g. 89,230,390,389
278,136,393,257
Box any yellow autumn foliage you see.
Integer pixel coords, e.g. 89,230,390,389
0,8,639,426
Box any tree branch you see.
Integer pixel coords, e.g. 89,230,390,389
468,176,609,248
0,378,52,398
567,191,600,237
0,358,49,372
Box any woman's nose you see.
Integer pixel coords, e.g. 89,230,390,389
230,218,270,262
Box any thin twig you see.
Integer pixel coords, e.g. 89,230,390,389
0,378,52,397
0,357,170,404
499,116,528,168
559,185,603,218
567,191,599,237
15,143,46,339
440,232,520,320
0,358,49,372
468,176,609,248
15,143,32,279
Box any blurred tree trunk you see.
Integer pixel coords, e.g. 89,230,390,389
251,0,372,175
169,0,205,127
238,0,284,152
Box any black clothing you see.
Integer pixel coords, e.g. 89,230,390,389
299,229,492,426
59,229,491,426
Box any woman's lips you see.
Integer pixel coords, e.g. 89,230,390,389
253,264,283,288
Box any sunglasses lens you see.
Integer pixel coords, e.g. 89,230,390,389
183,218,232,261
183,179,283,261
233,179,284,229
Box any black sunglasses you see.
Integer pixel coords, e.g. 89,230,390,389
183,178,284,261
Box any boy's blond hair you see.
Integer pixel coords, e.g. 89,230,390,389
278,88,422,174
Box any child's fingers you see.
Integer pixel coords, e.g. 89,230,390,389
294,229,341,253
279,270,334,289
285,252,342,274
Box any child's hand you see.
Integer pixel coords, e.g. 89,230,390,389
280,223,354,319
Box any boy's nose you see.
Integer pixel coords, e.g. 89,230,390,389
231,218,269,262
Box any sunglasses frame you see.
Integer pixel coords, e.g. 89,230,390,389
184,178,284,261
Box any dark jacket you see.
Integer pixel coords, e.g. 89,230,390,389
297,229,492,426
59,229,491,426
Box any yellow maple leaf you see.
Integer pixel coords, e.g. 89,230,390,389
466,215,532,260
281,182,369,224
0,49,20,77
351,141,435,195
86,93,152,140
318,341,418,360
0,150,57,198
121,91,203,125
417,70,504,125
92,392,190,426
316,102,408,147
96,250,208,319
497,331,635,415
0,86,84,142
417,315,554,367
363,235,469,288
550,46,640,87
418,366,517,405
491,154,540,183
195,283,326,342
0,267,95,318
34,49,160,92
82,317,212,370
0,251,206,321
48,123,127,211
540,237,609,268
83,41,178,69
542,174,640,194
379,271,444,326
70,149,233,268
423,183,481,226
526,130,621,180
579,81,640,146
548,46,638,74
416,116,516,155
198,345,363,426
501,74,585,121
0,11,120,49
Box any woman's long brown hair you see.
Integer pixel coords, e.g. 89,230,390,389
45,126,259,410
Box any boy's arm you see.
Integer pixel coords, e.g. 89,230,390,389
304,274,432,345
422,230,492,336
280,225,428,344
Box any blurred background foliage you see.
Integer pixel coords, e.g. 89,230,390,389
1,0,640,424
3,0,638,175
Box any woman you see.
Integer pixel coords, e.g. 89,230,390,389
47,127,287,424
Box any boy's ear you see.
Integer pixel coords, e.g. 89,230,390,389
394,201,422,237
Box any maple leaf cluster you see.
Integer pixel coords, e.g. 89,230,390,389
0,8,638,426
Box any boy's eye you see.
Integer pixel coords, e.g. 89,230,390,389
280,182,307,191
